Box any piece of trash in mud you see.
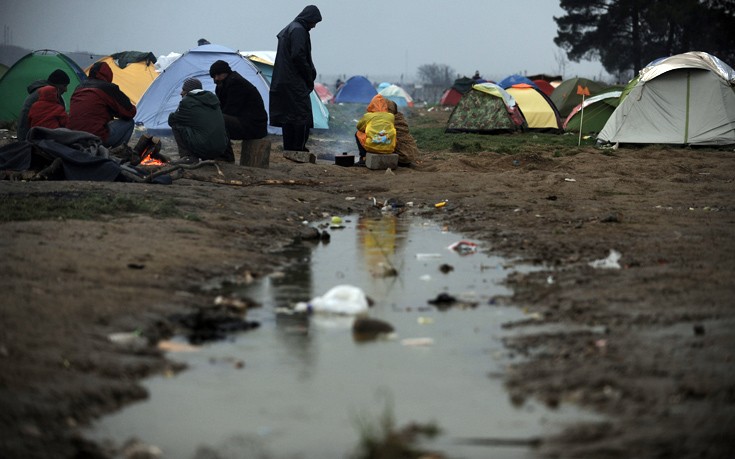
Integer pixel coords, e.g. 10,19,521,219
439,263,454,273
427,292,457,310
352,317,395,342
600,213,621,223
170,308,260,344
108,331,147,348
434,201,447,208
588,249,622,269
127,263,145,270
345,196,356,201
331,216,343,225
693,324,705,336
564,178,576,182
373,262,398,278
546,275,555,284
320,230,331,243
416,253,442,260
401,337,434,347
214,295,256,312
158,340,200,353
448,240,478,255
294,284,369,315
418,316,434,325
546,195,558,201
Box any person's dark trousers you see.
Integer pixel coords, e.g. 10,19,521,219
355,132,367,159
282,123,310,151
171,128,195,159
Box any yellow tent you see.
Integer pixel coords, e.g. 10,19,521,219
85,51,158,105
505,84,562,131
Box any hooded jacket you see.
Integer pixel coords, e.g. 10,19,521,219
17,80,66,140
168,89,229,159
269,5,322,127
356,95,396,154
68,62,136,141
28,85,68,130
215,71,268,139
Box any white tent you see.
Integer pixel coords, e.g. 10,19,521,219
598,52,735,146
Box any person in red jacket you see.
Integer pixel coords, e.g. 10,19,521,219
68,62,136,148
27,85,68,131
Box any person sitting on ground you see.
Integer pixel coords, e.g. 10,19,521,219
17,69,70,140
167,78,229,165
386,99,419,167
27,85,68,131
67,61,136,149
355,94,396,166
209,60,268,162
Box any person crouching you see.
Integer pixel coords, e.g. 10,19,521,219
167,78,230,165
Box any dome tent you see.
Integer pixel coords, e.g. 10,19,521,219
0,49,86,122
135,44,273,135
85,51,158,105
333,75,377,104
598,51,735,146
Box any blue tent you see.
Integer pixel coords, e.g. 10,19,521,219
333,75,377,104
135,44,274,135
498,74,539,90
244,53,329,130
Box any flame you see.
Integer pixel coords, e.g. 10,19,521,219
139,145,165,166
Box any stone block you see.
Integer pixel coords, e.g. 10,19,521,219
365,153,398,170
283,150,316,164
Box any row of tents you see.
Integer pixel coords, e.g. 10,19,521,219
1,47,733,146
443,51,735,146
0,44,331,135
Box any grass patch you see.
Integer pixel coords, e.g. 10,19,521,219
0,191,185,222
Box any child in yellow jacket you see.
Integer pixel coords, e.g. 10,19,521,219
355,94,396,165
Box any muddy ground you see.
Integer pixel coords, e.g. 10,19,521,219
1,116,734,458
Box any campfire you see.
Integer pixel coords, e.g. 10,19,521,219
133,135,168,167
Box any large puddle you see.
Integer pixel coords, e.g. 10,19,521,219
86,215,599,458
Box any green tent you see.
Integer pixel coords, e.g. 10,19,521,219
0,49,86,122
550,77,606,118
446,83,527,134
562,90,622,134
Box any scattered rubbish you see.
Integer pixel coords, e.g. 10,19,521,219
169,307,260,344
564,178,576,182
693,324,705,336
320,230,331,243
546,195,557,201
108,331,147,349
512,159,520,167
546,275,554,285
329,216,345,229
127,263,145,270
294,284,369,315
588,249,622,269
419,274,432,281
401,337,434,347
427,292,457,309
439,263,454,273
417,317,434,325
352,317,395,341
345,196,356,201
448,240,478,255
415,253,442,259
157,340,200,353
434,200,447,208
214,295,256,312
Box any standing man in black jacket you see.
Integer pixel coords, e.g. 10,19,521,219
270,5,322,152
209,60,268,161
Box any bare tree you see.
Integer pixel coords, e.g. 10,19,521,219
416,63,455,104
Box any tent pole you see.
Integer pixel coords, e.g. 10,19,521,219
578,94,585,146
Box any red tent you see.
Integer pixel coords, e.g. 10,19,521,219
440,88,463,106
314,82,333,104
533,79,555,97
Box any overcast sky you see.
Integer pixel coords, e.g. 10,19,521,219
4,0,609,83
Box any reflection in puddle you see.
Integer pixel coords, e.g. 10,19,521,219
86,215,600,458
